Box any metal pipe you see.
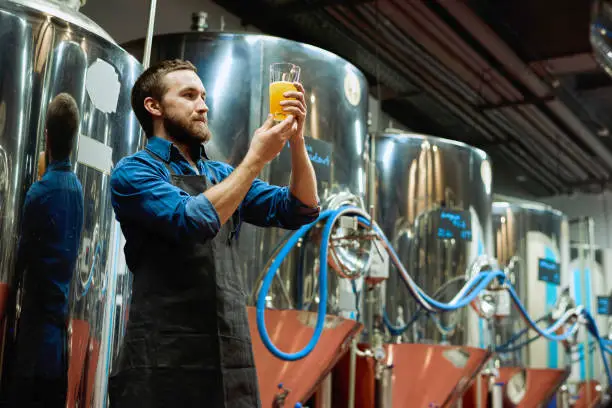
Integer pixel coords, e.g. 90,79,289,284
587,218,597,404
360,1,596,181
439,0,612,173
348,339,358,408
142,0,158,69
404,0,607,180
314,374,332,408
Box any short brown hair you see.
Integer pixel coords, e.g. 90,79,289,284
131,59,197,137
46,93,79,160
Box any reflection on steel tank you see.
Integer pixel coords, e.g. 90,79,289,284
488,201,571,405
370,132,494,346
123,30,370,407
591,0,612,78
0,0,142,406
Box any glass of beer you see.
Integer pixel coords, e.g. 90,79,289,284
269,63,301,121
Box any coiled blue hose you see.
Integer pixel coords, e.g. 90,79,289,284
255,209,334,361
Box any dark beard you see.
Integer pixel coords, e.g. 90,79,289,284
163,113,211,145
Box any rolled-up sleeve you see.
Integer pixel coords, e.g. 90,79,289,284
110,155,221,243
241,178,320,230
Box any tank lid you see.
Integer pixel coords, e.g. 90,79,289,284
375,131,489,160
6,0,116,44
492,201,566,218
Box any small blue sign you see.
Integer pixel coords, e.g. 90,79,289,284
436,209,472,242
597,296,612,315
538,258,560,286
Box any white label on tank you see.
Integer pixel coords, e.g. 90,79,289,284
86,59,120,114
369,240,390,279
344,70,362,106
77,134,113,175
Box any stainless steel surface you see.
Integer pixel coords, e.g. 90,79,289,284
492,202,570,369
122,32,370,316
567,221,609,390
142,0,157,69
0,0,142,405
371,132,493,345
6,0,114,43
591,0,612,78
314,373,332,408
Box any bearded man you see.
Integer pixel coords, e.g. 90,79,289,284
108,59,319,407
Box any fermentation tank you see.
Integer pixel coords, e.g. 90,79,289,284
566,216,611,402
354,132,494,407
0,0,142,406
568,244,609,390
373,133,494,346
123,30,370,406
490,202,571,405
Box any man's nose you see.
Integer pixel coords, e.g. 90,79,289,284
196,98,208,113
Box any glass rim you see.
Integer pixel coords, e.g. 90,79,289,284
270,62,301,70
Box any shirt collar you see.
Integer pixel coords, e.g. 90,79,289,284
47,158,71,172
145,136,209,162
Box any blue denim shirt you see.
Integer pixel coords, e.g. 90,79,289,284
14,158,84,378
110,137,319,265
17,158,84,318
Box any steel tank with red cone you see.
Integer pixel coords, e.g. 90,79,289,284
123,21,373,408
0,0,143,406
463,201,573,408
330,133,496,408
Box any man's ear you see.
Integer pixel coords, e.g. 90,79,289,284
144,97,163,118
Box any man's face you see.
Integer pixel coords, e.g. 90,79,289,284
159,69,211,144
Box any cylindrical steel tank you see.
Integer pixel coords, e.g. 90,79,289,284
567,216,611,394
0,0,142,406
123,31,371,316
492,202,570,370
370,132,494,345
568,244,607,390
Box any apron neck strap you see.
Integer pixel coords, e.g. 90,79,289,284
145,149,176,175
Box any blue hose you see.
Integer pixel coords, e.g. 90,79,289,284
382,307,421,336
582,310,612,386
257,208,369,361
366,221,503,311
255,204,612,380
255,209,334,361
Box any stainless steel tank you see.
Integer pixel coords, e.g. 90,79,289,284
122,31,371,317
0,0,142,406
492,202,570,370
370,132,494,345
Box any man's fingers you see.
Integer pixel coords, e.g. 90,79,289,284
271,115,294,132
283,91,306,105
282,106,306,117
293,82,306,94
259,114,275,131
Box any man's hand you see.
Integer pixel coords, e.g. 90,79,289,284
246,114,295,167
280,82,307,144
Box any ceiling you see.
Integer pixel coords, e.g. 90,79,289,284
212,0,612,198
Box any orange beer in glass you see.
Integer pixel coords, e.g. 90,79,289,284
269,63,301,121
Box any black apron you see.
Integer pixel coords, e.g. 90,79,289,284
109,151,261,408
